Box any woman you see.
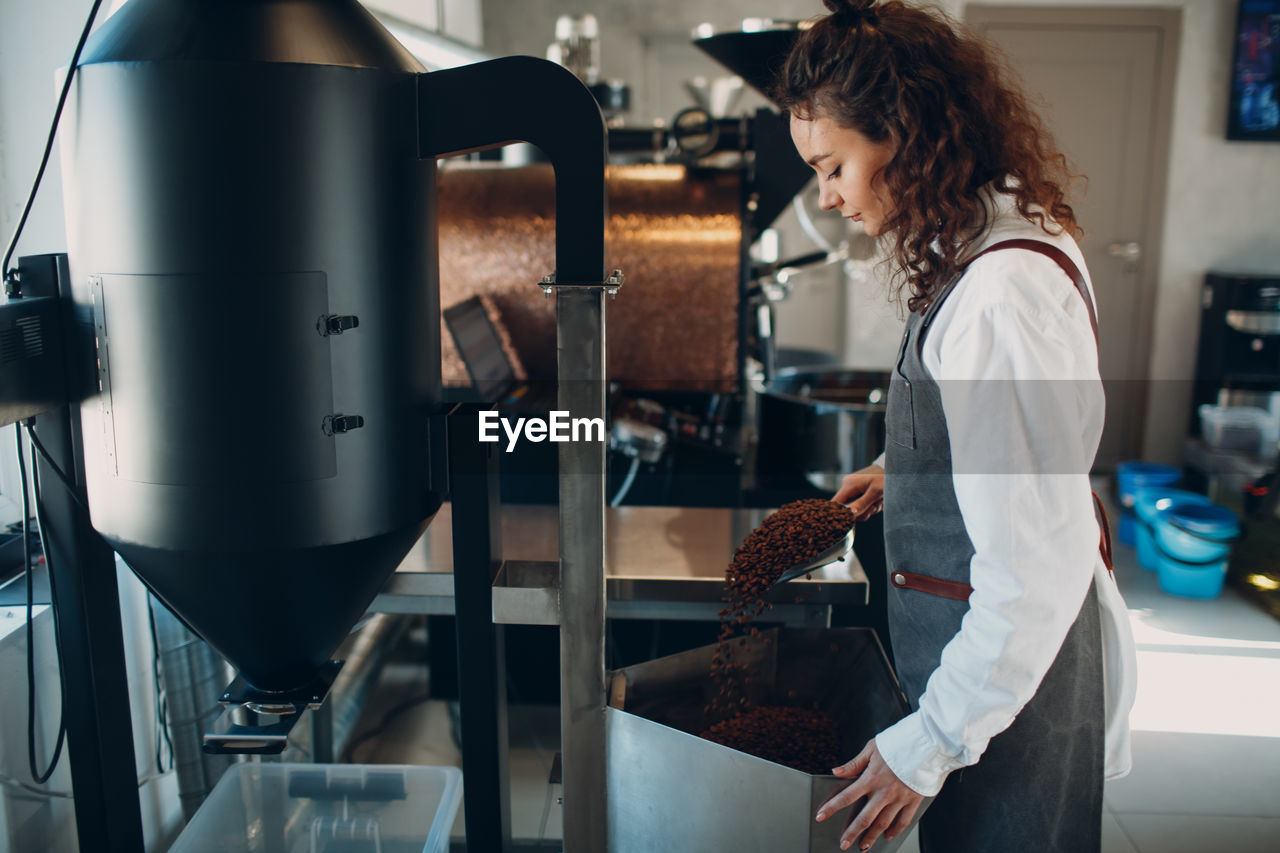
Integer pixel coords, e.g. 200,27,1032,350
775,2,1137,851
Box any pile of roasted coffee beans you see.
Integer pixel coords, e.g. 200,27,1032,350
700,705,842,775
701,499,853,771
723,498,854,600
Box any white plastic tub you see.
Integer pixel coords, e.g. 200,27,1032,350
1198,404,1280,455
169,763,461,853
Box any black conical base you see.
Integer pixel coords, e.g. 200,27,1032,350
112,509,437,692
694,29,802,103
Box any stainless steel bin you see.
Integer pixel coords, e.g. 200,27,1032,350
606,627,928,852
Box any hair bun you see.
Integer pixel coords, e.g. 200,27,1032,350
822,0,878,23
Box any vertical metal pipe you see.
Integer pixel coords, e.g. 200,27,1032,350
557,288,608,852
417,57,607,283
419,55,609,852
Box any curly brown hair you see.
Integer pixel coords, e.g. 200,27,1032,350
775,0,1081,311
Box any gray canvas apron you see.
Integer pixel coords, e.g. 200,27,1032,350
882,257,1104,852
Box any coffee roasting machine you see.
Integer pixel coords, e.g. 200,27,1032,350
436,18,887,509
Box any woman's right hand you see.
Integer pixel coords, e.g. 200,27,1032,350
833,464,885,521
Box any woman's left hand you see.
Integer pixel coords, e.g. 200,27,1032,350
815,738,925,851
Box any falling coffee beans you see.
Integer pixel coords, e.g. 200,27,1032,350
701,499,853,771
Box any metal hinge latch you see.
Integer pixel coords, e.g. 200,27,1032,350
322,414,365,435
318,314,359,336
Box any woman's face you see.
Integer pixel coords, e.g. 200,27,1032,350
789,112,896,236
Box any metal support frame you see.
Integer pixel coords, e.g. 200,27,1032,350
420,56,609,853
22,255,146,851
554,285,609,851
32,408,146,851
448,406,511,852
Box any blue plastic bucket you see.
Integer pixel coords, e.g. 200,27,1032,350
1153,503,1240,599
1132,488,1212,571
1115,462,1181,544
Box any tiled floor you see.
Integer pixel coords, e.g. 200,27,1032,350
1090,540,1280,853
356,534,1280,852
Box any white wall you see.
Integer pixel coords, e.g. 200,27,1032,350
365,0,484,46
0,425,27,526
0,0,82,264
482,0,825,124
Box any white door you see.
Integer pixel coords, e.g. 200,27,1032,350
967,6,1181,469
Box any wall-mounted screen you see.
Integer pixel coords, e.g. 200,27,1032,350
1228,0,1280,140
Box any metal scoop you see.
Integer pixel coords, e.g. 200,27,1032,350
772,528,854,586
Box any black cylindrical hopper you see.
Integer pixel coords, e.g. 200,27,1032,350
61,0,443,691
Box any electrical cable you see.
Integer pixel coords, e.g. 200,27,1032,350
15,430,31,583
147,596,175,773
19,427,68,785
0,771,74,800
28,431,68,785
24,427,88,514
6,434,69,798
0,767,169,802
2,0,105,292
341,692,433,764
14,426,174,794
609,457,641,508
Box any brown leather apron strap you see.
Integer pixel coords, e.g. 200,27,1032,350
896,243,1115,600
891,569,974,602
895,492,1118,601
965,237,1099,342
1092,490,1115,575
893,496,1114,600
975,242,1115,578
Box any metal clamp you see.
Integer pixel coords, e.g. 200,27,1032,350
539,269,625,299
323,413,365,435
318,314,359,336
204,661,342,755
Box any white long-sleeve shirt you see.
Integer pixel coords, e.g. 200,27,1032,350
871,191,1137,797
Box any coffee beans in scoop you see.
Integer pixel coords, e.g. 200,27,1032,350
725,498,855,597
704,499,854,750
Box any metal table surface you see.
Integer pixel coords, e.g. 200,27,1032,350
369,504,869,625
